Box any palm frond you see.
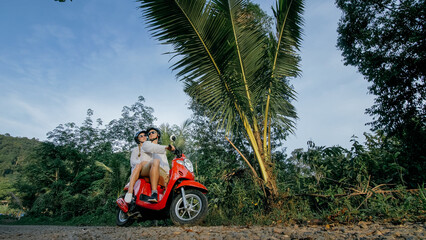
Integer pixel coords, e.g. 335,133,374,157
140,0,223,78
258,0,303,151
272,0,304,78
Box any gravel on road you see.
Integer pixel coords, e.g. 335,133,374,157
0,222,424,239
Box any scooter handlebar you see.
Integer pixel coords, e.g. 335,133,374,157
173,148,182,158
168,135,181,158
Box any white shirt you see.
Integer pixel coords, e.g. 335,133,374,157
129,145,151,173
141,141,170,173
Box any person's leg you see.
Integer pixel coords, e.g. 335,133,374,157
125,162,147,203
159,168,169,186
149,159,160,192
140,161,152,177
147,159,160,202
127,165,140,194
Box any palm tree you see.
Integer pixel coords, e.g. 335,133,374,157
138,0,304,195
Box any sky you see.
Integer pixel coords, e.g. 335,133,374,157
0,0,374,154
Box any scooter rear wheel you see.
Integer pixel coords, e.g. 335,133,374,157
116,208,135,227
170,189,208,225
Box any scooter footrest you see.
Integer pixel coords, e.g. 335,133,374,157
140,194,151,202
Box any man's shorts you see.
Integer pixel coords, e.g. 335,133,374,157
141,161,169,185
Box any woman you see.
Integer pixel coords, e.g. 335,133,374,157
125,130,150,203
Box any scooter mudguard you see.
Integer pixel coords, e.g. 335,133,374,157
176,180,208,193
116,197,128,213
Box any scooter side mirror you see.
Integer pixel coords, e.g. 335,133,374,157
170,135,176,142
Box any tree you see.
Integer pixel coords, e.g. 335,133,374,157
0,135,40,207
17,96,157,218
105,96,156,151
138,0,304,196
336,0,425,186
47,96,155,152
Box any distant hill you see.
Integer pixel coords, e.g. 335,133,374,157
0,134,41,200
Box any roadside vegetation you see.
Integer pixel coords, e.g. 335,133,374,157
0,97,424,226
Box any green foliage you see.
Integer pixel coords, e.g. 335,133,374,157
184,104,299,225
0,134,40,182
336,0,426,187
2,97,424,226
16,141,126,219
178,109,259,224
271,133,425,223
206,172,267,225
0,177,15,199
283,134,408,196
0,134,41,214
183,129,424,225
8,97,155,220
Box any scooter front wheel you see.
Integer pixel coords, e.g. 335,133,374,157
116,208,135,227
170,189,208,225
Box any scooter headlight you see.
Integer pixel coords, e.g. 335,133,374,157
184,159,194,173
176,159,194,173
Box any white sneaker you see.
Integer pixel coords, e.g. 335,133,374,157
124,192,133,203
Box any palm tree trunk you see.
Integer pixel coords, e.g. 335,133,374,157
252,128,278,196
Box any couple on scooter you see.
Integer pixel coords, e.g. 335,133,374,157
125,127,175,203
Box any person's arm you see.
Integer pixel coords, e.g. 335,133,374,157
141,141,167,154
129,148,139,169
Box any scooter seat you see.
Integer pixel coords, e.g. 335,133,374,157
123,176,168,191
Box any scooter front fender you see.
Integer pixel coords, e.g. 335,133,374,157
176,180,208,193
116,197,128,213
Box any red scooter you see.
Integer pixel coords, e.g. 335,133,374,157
116,136,208,226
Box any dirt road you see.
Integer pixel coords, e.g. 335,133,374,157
0,222,424,239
